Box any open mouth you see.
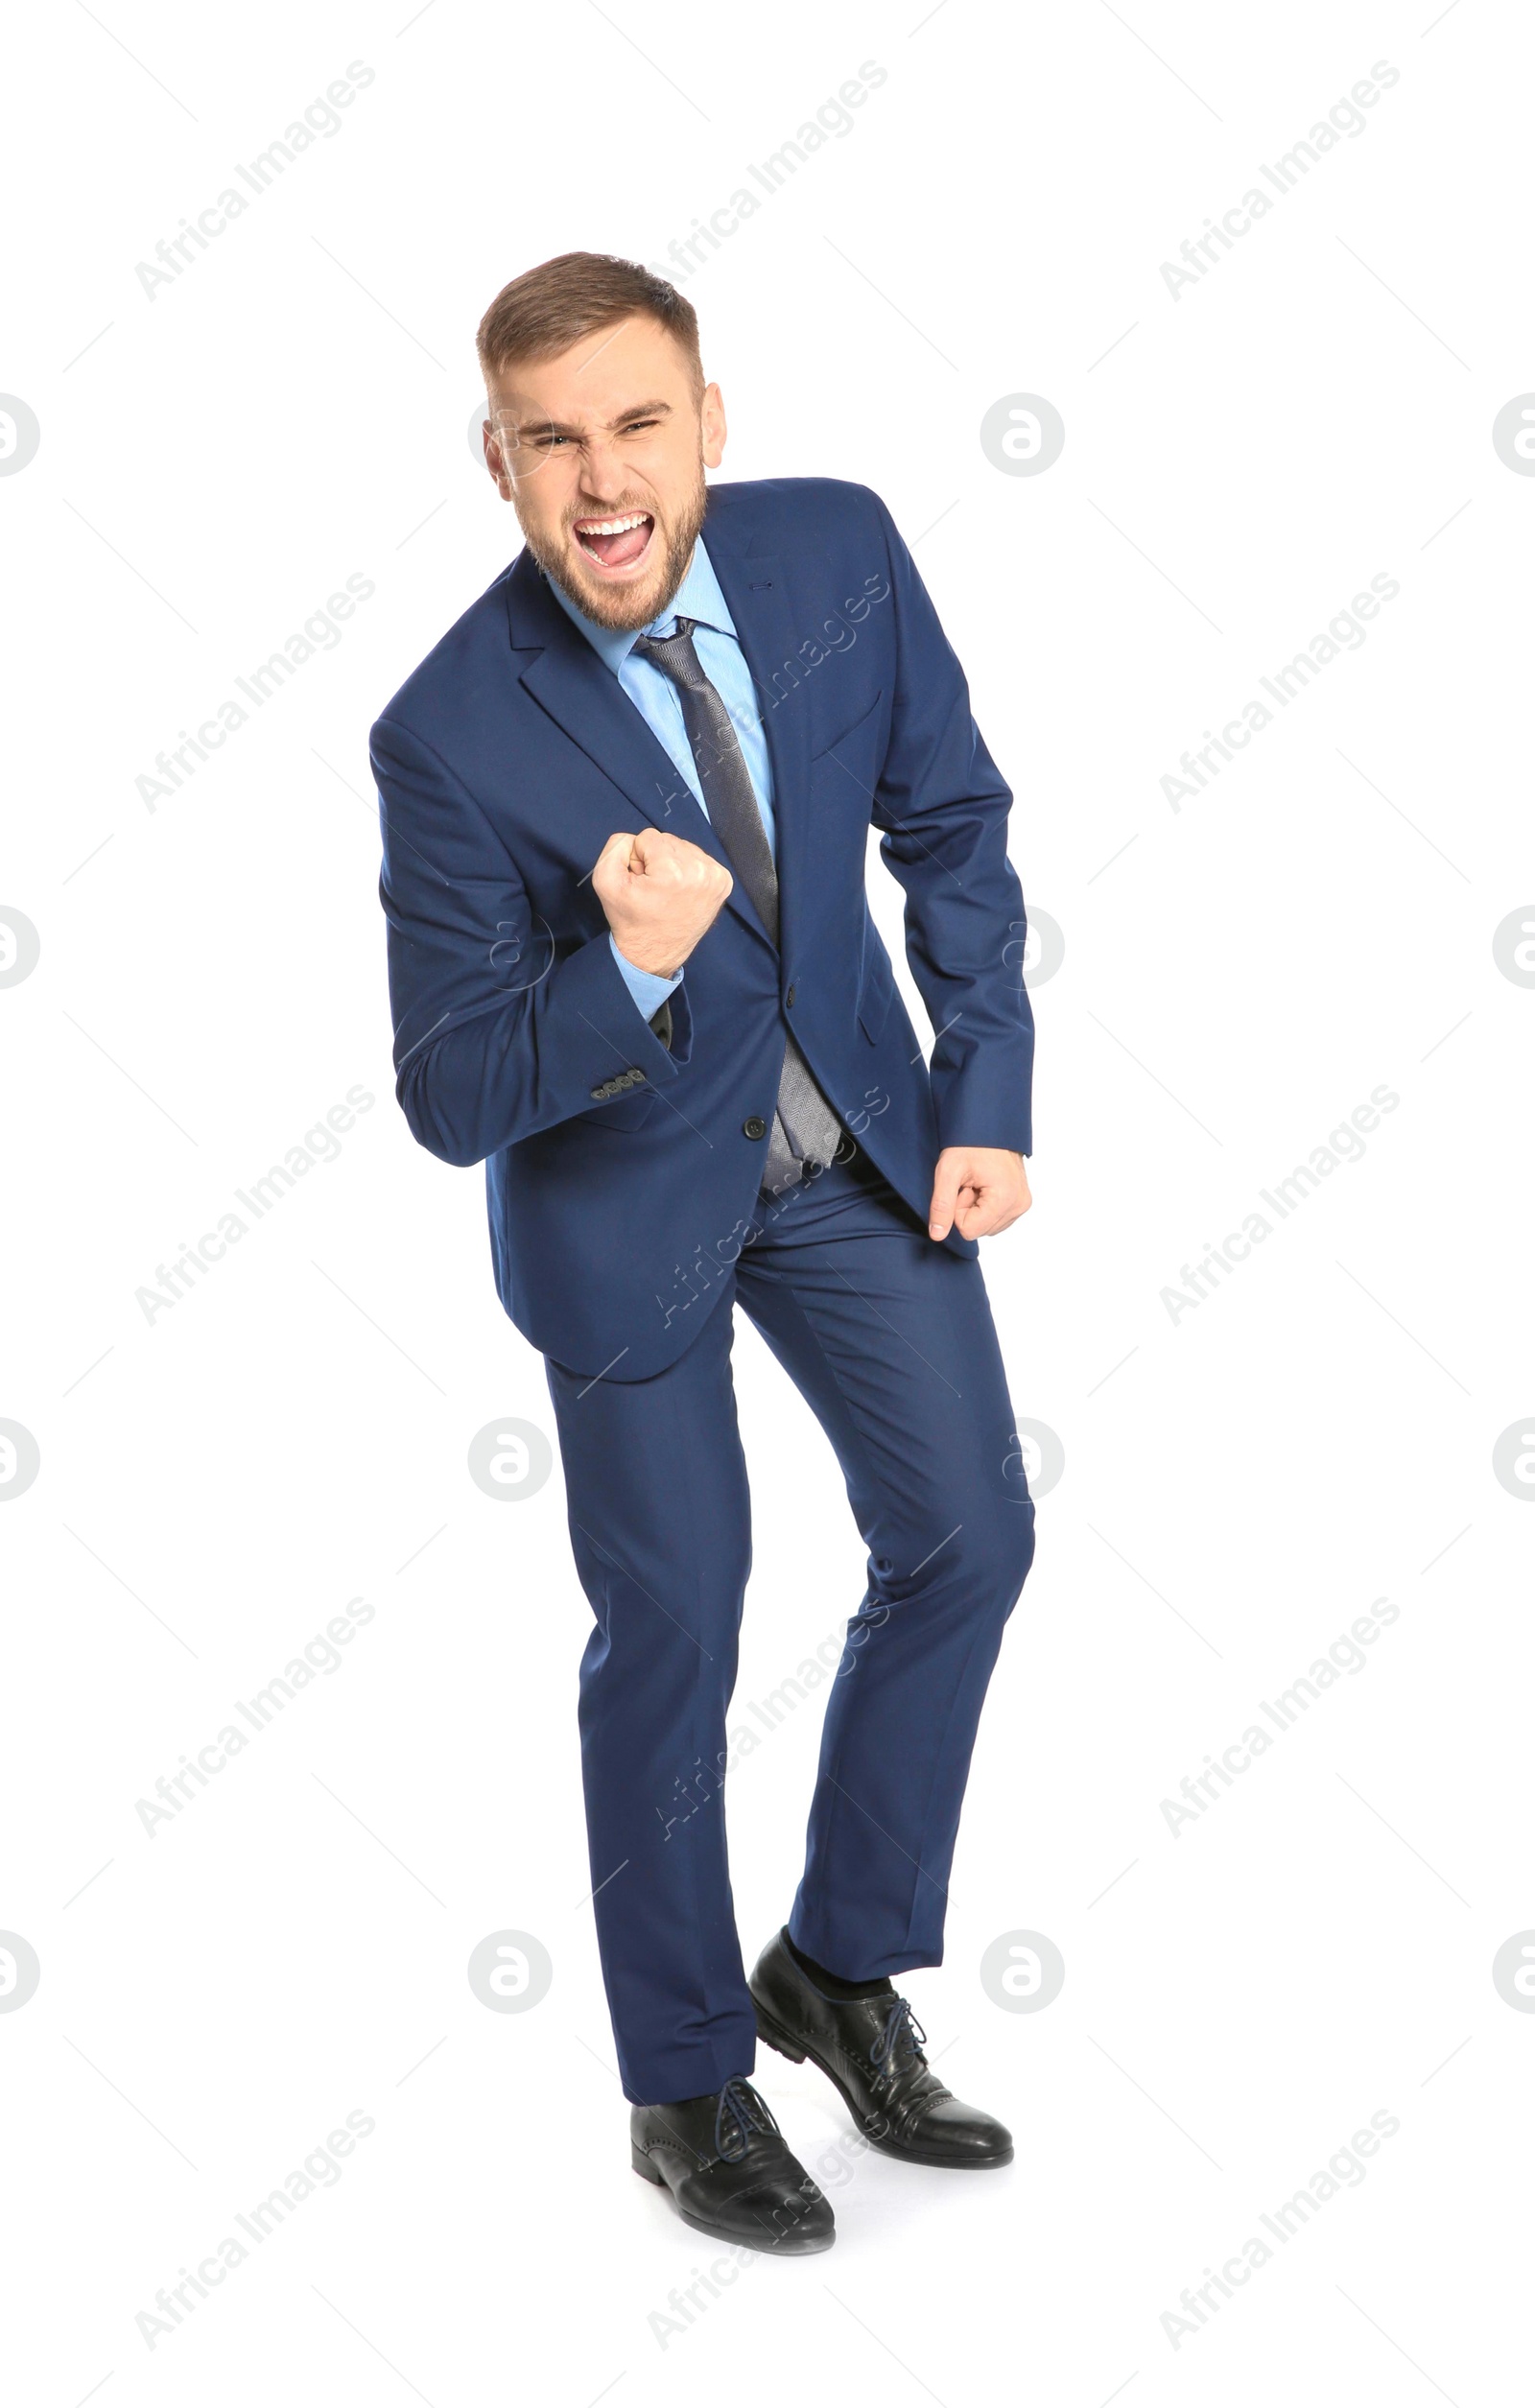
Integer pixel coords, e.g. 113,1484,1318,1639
572,509,655,572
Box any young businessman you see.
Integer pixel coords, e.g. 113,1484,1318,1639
372,252,1036,2255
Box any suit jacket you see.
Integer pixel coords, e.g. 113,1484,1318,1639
371,476,1033,1380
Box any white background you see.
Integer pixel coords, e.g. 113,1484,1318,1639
4,0,1532,2399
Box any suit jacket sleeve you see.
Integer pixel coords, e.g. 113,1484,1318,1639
372,714,689,1167
867,492,1034,1157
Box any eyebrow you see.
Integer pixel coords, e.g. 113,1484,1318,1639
498,399,675,438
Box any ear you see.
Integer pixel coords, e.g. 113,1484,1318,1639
700,381,727,470
483,423,513,501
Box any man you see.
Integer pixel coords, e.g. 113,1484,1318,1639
372,252,1036,2256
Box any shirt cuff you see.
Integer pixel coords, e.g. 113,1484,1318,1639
609,932,683,1022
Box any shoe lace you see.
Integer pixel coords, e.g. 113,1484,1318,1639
869,1995,928,2086
714,2076,781,2163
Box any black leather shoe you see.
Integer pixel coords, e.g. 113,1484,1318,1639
749,1927,1013,2168
630,2076,836,2254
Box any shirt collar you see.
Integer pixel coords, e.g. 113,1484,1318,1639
544,531,736,674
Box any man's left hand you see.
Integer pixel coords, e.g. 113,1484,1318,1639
928,1146,1031,1241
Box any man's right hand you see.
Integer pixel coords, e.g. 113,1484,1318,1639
592,828,733,978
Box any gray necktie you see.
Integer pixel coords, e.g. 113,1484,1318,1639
634,617,843,1189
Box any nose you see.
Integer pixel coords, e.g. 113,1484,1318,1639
575,434,630,502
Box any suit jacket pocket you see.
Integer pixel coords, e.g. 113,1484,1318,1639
811,688,885,784
572,1084,659,1132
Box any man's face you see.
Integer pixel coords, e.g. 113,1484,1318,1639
482,314,726,632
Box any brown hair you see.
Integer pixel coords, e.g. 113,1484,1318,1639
476,251,703,399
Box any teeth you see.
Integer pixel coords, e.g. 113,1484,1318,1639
578,512,649,535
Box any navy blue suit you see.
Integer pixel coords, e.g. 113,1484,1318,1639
373,477,1037,2101
373,477,1032,1381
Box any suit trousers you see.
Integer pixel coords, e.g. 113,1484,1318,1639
543,1145,1036,2105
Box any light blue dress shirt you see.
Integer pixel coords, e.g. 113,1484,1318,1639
546,536,776,1021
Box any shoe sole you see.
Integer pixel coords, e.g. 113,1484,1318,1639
630,2142,837,2254
751,1993,1015,2169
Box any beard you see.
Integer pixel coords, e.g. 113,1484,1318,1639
517,460,709,634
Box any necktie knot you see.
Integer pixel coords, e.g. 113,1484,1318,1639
633,617,709,688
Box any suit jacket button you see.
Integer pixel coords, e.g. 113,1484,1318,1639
589,1086,604,1100
743,1115,767,1141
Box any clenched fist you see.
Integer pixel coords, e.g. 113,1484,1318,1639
592,828,733,978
